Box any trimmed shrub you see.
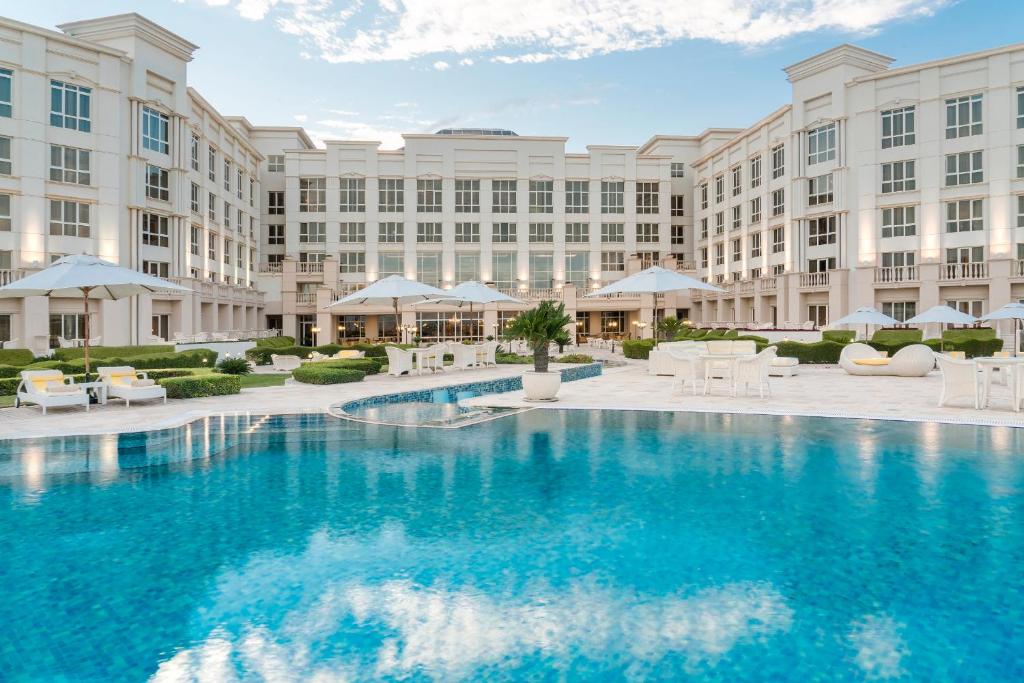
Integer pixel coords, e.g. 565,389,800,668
870,328,922,344
60,349,218,372
53,345,175,361
158,374,241,398
735,334,770,345
556,353,595,364
22,360,63,371
942,327,996,344
949,337,1004,358
0,349,34,366
722,329,739,339
823,330,856,344
292,365,365,385
496,352,532,364
0,364,22,378
318,358,382,375
256,336,296,348
769,340,846,364
623,339,656,359
216,357,252,375
144,369,193,381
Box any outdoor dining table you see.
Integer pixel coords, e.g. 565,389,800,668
410,348,440,375
974,356,1024,411
698,353,756,394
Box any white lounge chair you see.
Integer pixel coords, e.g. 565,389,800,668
270,354,302,372
840,343,934,377
97,366,167,407
385,346,415,376
733,347,777,398
307,351,331,362
934,353,983,409
450,343,479,370
16,370,90,414
332,349,365,360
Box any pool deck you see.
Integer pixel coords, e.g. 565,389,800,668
1,356,1022,439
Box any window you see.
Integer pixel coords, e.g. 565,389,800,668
750,197,762,223
377,178,404,212
190,183,200,214
699,182,708,210
299,221,326,243
224,159,231,191
142,107,169,153
566,180,589,213
455,179,480,213
50,80,90,131
416,253,441,287
492,179,517,213
0,194,10,231
671,194,685,217
881,206,917,238
771,145,785,179
208,234,217,260
267,155,285,172
208,146,216,182
671,225,685,246
0,68,10,117
637,223,659,243
601,181,624,214
339,222,365,243
807,174,833,206
636,182,659,213
808,215,836,246
267,224,284,245
48,200,89,237
249,177,255,207
700,248,708,269
731,206,742,231
731,166,742,196
808,257,835,273
749,156,762,188
714,212,724,235
945,151,983,186
771,227,785,253
714,175,724,203
670,162,685,178
223,239,232,265
530,180,553,213
771,189,784,216
142,261,169,278
881,106,915,148
455,222,480,243
379,222,404,243
881,161,916,193
492,252,516,288
492,222,517,243
807,305,828,327
529,252,554,288
299,177,326,212
601,223,624,243
529,223,553,243
339,177,366,212
700,218,708,240
0,136,9,176
946,94,982,138
339,252,365,274
1019,195,1024,228
732,238,741,263
946,246,984,264
379,253,404,279
417,222,442,243
190,226,201,256
141,213,168,246
750,233,762,258
714,243,724,266
601,251,625,272
266,190,284,215
566,222,589,243
224,201,230,228
145,165,169,201
750,267,762,279
807,124,836,165
1018,87,1024,129
186,133,199,172
881,301,917,323
237,170,244,199
1018,145,1024,179
416,178,442,212
565,251,588,287
455,253,479,282
208,192,216,221
946,199,983,233
49,145,90,185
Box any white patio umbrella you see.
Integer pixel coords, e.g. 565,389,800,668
980,303,1024,355
905,305,978,351
412,281,524,311
0,254,191,375
585,266,723,297
830,307,901,340
327,275,445,341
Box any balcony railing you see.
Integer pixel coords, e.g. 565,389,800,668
940,262,988,281
1014,260,1024,278
0,269,24,286
297,262,325,274
799,272,830,289
874,265,919,284
499,287,563,301
758,276,778,292
258,262,282,274
295,292,317,305
739,280,755,295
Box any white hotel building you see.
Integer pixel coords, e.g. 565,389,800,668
0,12,1022,351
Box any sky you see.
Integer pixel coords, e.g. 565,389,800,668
6,0,1024,151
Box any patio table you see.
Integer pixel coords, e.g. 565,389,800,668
975,356,1024,412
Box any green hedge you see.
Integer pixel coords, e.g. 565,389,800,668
870,328,922,344
941,327,996,343
623,339,656,359
317,358,382,375
868,339,941,356
246,343,414,365
769,340,846,364
255,336,296,348
556,353,595,364
158,374,241,398
0,364,23,378
53,345,175,361
496,352,532,364
823,330,856,344
0,349,34,366
292,365,365,385
948,338,1004,358
58,349,218,372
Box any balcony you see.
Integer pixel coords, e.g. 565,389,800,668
499,287,563,301
0,269,24,286
739,280,755,295
258,262,282,274
1013,260,1024,279
939,262,988,281
799,272,830,289
297,262,324,275
295,292,318,305
758,276,778,293
874,266,919,285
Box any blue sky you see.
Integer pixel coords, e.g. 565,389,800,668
9,1,1024,151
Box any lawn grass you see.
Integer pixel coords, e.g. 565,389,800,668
239,373,289,388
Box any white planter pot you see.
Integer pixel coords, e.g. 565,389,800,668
522,370,561,401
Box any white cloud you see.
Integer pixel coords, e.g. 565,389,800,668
308,118,408,149
433,60,450,71
459,58,474,66
293,113,308,122
208,0,949,65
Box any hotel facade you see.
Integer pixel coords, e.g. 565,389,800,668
0,12,1022,352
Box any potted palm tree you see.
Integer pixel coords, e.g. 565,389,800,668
503,300,573,401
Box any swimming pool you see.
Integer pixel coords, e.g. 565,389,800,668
2,411,1023,680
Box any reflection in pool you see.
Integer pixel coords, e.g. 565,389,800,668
1,411,1023,680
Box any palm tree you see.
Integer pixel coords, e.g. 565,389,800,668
657,316,686,341
503,300,573,373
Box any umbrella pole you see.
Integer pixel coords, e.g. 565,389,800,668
394,297,400,344
82,287,92,379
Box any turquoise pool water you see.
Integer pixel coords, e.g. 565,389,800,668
1,411,1023,680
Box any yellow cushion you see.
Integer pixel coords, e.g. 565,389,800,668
30,373,65,391
852,358,891,366
334,350,361,359
108,371,138,387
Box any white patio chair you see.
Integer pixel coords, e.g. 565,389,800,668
934,353,983,409
423,343,448,372
450,343,478,370
57,337,77,349
668,348,703,396
385,346,415,376
16,370,90,414
97,366,167,407
733,347,777,398
480,341,499,366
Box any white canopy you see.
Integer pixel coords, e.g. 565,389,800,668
327,275,445,308
905,305,978,325
830,307,901,328
0,254,191,299
585,266,723,297
979,303,1024,321
412,281,524,308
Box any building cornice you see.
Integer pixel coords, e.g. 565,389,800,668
59,13,198,63
692,106,792,168
0,15,129,60
187,87,264,161
784,44,893,82
851,40,1024,84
